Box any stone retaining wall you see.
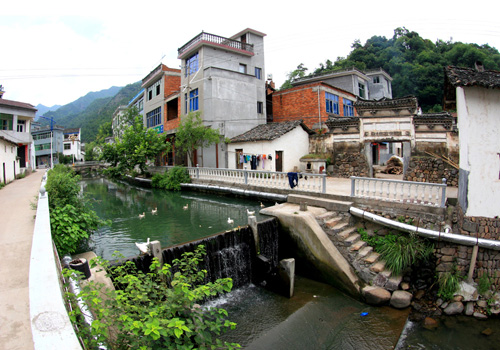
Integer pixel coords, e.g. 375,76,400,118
331,152,370,178
404,156,459,186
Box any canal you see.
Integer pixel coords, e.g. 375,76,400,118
81,177,499,349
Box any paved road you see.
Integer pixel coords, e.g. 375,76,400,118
0,170,44,350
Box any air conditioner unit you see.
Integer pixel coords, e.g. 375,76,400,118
267,74,273,80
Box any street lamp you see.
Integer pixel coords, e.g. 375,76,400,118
39,115,54,169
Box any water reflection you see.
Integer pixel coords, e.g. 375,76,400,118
81,177,272,259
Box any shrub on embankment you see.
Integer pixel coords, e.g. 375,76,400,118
45,165,107,254
152,166,191,191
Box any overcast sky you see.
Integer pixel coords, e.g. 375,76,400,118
2,0,500,108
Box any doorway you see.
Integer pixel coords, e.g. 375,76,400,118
275,151,283,172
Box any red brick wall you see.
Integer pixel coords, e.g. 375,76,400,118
272,82,357,129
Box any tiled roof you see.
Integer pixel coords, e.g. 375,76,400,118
445,65,500,89
231,120,314,142
354,96,418,110
0,98,37,111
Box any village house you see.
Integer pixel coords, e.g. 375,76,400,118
228,120,314,173
31,122,64,168
444,64,500,223
63,128,83,163
0,93,37,180
177,28,267,168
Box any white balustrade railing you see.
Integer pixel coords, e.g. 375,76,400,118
350,176,447,208
184,166,326,193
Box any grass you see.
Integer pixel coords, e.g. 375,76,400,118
437,268,462,301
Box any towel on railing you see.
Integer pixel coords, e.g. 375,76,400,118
287,172,299,188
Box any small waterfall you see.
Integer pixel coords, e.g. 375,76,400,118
114,218,282,291
162,227,257,289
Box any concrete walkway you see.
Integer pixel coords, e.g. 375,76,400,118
0,170,44,350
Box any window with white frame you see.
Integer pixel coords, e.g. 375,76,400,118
373,76,380,84
17,120,25,132
64,143,71,150
147,81,161,101
188,89,199,112
325,92,339,114
358,83,366,98
239,64,247,74
146,107,162,128
343,99,354,116
186,52,199,77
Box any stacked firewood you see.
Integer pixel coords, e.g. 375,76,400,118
383,156,404,174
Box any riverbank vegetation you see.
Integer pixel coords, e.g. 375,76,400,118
64,245,240,349
45,165,107,254
152,166,191,191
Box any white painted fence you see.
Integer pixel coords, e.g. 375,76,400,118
350,176,447,208
185,167,327,193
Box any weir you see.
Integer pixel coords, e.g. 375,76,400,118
124,218,282,291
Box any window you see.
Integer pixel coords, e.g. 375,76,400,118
64,144,71,150
358,83,365,98
147,81,161,101
1,118,12,130
325,92,339,114
146,107,162,128
343,99,354,117
373,76,380,84
255,67,262,80
188,89,199,112
239,64,247,74
186,52,199,77
257,101,263,114
17,120,25,132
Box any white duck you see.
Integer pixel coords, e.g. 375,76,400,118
138,212,146,219
183,204,189,210
247,209,255,215
227,217,234,225
260,202,265,208
151,207,158,215
135,238,150,254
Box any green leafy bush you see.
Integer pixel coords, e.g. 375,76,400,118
45,165,107,254
478,273,492,295
64,245,240,349
152,166,191,191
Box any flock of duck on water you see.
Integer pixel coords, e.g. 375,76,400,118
135,202,267,254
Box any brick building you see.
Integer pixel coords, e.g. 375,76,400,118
272,81,358,130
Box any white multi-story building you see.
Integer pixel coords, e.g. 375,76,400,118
177,28,267,168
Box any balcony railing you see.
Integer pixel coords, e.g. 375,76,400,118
178,32,254,57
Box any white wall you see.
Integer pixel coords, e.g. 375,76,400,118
458,86,500,218
0,139,19,183
228,126,310,172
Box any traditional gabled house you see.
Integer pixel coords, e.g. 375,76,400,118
228,120,314,172
444,64,500,222
0,95,37,176
177,28,267,168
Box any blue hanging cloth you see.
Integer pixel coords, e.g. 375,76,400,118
287,172,299,188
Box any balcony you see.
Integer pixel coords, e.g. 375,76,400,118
178,32,254,58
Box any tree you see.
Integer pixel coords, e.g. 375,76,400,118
279,63,309,90
100,107,170,175
175,112,221,166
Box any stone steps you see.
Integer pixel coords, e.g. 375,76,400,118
315,211,401,296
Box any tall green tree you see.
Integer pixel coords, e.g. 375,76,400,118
100,107,170,175
174,112,221,166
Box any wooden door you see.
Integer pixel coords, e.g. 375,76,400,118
275,151,283,172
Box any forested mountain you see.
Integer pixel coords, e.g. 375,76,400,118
35,104,61,118
41,82,142,143
281,27,500,111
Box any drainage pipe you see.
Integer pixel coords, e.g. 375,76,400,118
349,207,500,251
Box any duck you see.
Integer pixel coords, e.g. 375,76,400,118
260,202,265,208
135,238,150,254
227,217,234,225
151,207,158,215
247,209,255,215
139,212,146,219
183,204,189,210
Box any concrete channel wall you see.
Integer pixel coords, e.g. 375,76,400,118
29,174,82,349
